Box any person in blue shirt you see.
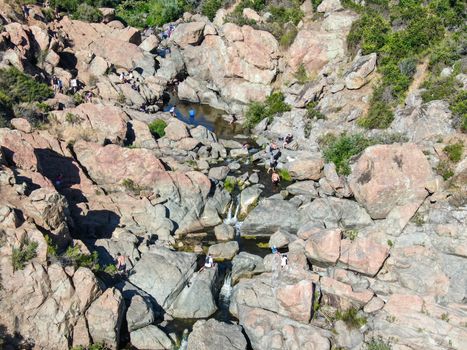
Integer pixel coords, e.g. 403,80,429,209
189,108,196,118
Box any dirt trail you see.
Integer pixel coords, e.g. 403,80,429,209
407,59,429,97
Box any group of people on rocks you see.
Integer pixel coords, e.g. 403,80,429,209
51,75,81,96
265,133,294,186
271,245,288,268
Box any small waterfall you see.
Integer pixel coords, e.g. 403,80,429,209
223,200,240,226
219,271,233,308
179,329,189,350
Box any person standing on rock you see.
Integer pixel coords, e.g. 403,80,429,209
116,253,127,275
271,171,280,185
70,78,78,94
51,75,59,94
281,254,288,268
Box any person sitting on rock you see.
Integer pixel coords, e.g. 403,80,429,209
85,91,93,103
204,254,214,269
119,72,126,83
116,253,127,274
283,133,293,148
271,245,278,254
271,171,280,185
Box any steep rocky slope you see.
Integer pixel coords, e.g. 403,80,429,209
0,1,466,349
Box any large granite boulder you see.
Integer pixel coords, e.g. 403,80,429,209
128,247,197,310
187,319,248,350
169,267,218,318
230,269,315,323
242,198,301,235
51,104,129,145
238,306,331,350
348,143,434,220
86,288,125,350
171,22,205,47
130,325,173,350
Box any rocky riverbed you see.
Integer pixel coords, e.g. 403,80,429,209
0,1,466,350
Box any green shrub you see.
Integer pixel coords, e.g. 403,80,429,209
269,5,304,26
244,92,291,129
366,337,392,350
224,177,237,193
148,119,167,138
311,0,322,11
121,178,143,194
202,0,223,20
306,101,325,120
436,160,454,180
322,133,376,175
104,264,118,275
64,245,100,271
279,25,298,48
444,142,464,162
71,343,109,350
0,68,53,105
347,12,390,55
345,1,462,129
44,235,58,257
278,168,292,182
74,4,103,22
358,85,395,129
116,0,186,28
12,236,38,271
451,90,467,132
294,63,309,84
335,307,367,329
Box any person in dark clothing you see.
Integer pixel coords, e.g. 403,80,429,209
283,133,293,148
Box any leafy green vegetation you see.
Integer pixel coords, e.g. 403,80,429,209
306,101,325,120
436,160,454,180
343,229,358,240
421,32,466,132
64,245,101,271
116,0,188,28
224,177,237,193
202,0,223,20
256,242,269,248
121,178,143,194
74,3,103,22
244,92,291,129
358,85,394,129
335,307,367,329
345,0,466,129
443,142,464,162
320,132,408,175
366,337,392,350
0,68,53,127
44,235,58,257
278,168,292,182
321,133,376,175
148,119,167,138
294,63,310,84
228,0,303,45
71,343,109,350
12,236,38,271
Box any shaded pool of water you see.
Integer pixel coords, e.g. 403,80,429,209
164,95,245,140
